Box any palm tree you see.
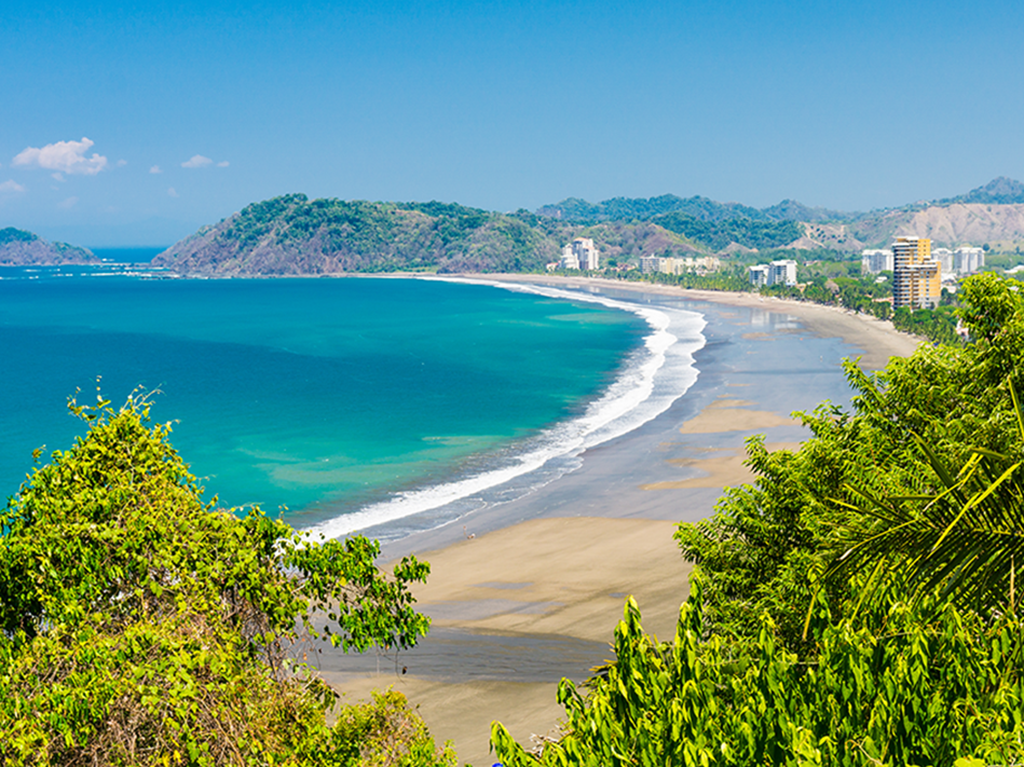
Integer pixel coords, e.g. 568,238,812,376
821,378,1024,618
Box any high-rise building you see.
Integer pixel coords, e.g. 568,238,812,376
954,246,985,275
893,236,940,309
768,259,798,286
748,260,796,287
749,264,770,287
574,238,600,270
932,247,954,275
559,243,579,270
861,249,894,274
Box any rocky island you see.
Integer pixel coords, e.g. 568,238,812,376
0,227,98,266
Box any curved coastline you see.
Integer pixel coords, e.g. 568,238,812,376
303,279,707,541
453,273,923,370
323,275,928,767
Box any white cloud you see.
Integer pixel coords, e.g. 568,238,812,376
116,159,127,167
150,165,162,174
13,137,108,176
167,187,179,197
0,180,25,194
58,196,79,209
51,172,65,182
181,154,212,168
217,161,230,168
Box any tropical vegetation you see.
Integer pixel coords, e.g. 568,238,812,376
0,392,450,766
490,273,1024,765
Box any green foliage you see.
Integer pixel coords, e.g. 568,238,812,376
331,690,458,767
0,394,443,765
207,194,554,274
492,590,1024,766
490,273,1024,764
826,396,1024,616
538,194,768,224
0,227,38,245
674,274,1024,650
892,305,961,345
627,267,754,293
653,212,803,251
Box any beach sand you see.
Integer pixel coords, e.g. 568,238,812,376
321,276,923,766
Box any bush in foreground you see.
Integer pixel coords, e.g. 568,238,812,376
0,394,452,766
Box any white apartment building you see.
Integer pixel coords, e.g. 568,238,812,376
640,254,721,275
559,243,580,270
768,259,798,286
749,260,797,287
861,249,894,274
931,247,954,275
749,264,770,287
955,246,985,275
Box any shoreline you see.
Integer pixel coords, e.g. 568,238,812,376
445,273,923,371
324,276,924,766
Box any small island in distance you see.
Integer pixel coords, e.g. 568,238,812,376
0,227,98,266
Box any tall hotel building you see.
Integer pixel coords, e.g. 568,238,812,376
892,236,941,309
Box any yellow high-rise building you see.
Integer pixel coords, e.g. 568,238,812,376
892,236,940,309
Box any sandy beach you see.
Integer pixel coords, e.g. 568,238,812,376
320,276,923,766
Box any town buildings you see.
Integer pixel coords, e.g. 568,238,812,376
861,249,894,274
559,238,600,270
748,259,797,287
892,236,940,309
954,246,985,275
640,255,721,275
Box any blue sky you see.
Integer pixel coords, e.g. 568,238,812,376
3,0,1024,246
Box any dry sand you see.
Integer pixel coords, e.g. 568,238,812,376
326,415,801,766
325,275,924,765
324,516,693,764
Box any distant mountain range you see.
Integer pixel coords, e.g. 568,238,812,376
0,227,97,266
8,178,1024,275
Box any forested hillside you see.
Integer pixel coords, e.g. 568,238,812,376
154,195,558,275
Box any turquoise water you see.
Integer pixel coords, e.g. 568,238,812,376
0,274,648,526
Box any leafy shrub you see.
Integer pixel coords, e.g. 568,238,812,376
0,393,447,766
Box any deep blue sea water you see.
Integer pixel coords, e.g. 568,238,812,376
0,270,707,536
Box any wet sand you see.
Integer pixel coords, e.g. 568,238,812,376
320,276,923,766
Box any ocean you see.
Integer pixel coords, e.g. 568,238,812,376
0,269,707,539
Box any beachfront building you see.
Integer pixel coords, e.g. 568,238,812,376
558,237,600,270
749,259,797,287
893,236,941,309
558,243,580,270
861,248,894,274
641,255,720,275
649,255,722,275
955,246,985,275
768,259,798,287
749,264,770,287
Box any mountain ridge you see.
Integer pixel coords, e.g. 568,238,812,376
10,178,1024,274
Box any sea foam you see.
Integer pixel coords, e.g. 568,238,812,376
302,279,706,540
